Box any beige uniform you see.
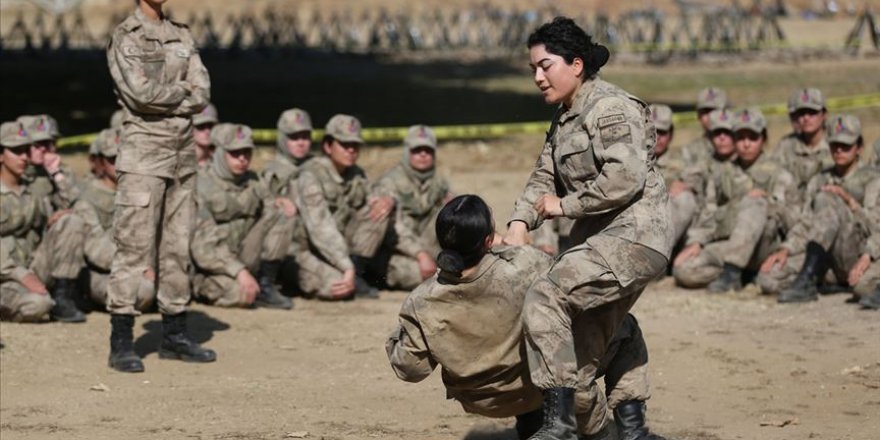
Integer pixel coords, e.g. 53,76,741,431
106,7,210,315
371,161,449,289
509,78,671,428
293,156,388,298
674,153,798,286
387,246,651,434
770,134,833,193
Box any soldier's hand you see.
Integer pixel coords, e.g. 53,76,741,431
143,267,156,282
503,221,530,246
760,248,789,273
43,152,62,175
537,244,558,256
822,185,860,211
848,253,871,287
747,188,767,198
673,243,701,267
416,251,437,280
46,209,72,230
534,194,563,218
21,273,49,295
368,196,395,222
330,269,356,299
668,180,690,197
274,197,297,218
236,269,260,305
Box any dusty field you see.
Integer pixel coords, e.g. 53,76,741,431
2,141,880,440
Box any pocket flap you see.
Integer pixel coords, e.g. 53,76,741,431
117,191,151,207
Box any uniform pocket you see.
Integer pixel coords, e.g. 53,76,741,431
116,190,151,208
139,52,166,81
556,133,598,181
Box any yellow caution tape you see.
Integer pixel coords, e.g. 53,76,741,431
57,92,880,148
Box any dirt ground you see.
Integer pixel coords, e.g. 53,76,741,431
2,140,879,440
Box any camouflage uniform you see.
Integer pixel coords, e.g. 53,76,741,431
371,125,450,289
386,245,652,435
680,87,728,169
75,129,155,311
293,115,389,299
674,108,798,287
106,7,210,316
509,78,672,420
262,108,314,199
650,104,694,246
17,115,80,213
531,216,575,255
769,89,832,193
190,124,294,307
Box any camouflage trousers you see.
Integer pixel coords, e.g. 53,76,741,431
756,193,868,294
289,204,389,299
0,213,86,322
522,241,666,436
193,207,295,307
107,172,195,316
673,196,779,287
670,190,698,247
84,269,155,313
853,260,880,296
372,222,441,290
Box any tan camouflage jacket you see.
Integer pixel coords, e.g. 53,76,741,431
687,153,798,245
372,162,450,258
23,164,80,212
509,78,673,286
769,133,833,192
680,134,713,171
862,178,880,260
386,245,551,418
296,157,370,272
73,179,117,272
263,154,312,199
0,181,46,283
780,165,880,254
107,7,211,178
190,167,271,277
655,148,687,188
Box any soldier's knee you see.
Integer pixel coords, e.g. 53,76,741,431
17,294,55,322
755,272,785,295
672,266,704,288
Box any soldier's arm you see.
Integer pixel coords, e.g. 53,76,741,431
107,32,190,114
509,137,555,230
684,176,719,245
75,201,115,271
780,174,820,254
49,165,80,209
385,295,437,382
190,209,246,278
0,236,34,283
173,34,211,116
559,99,649,217
852,177,880,236
295,171,355,272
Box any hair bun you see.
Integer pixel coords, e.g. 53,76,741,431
437,250,466,278
591,44,610,70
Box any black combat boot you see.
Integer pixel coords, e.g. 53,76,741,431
707,263,742,293
515,408,543,440
50,278,86,323
859,285,880,310
255,260,293,309
614,400,667,440
578,422,619,440
109,314,144,373
778,241,825,303
158,312,217,363
351,256,380,299
527,387,577,440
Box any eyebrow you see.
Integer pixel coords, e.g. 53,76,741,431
529,57,552,67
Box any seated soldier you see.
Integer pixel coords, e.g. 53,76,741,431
387,195,664,440
680,87,728,167
193,103,218,168
0,120,86,323
770,88,832,193
847,178,880,310
76,128,156,312
17,114,80,212
649,104,696,252
292,114,392,300
263,108,315,197
674,108,798,293
369,125,452,290
759,115,880,302
190,123,295,310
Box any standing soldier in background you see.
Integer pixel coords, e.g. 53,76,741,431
17,115,80,212
770,88,832,193
193,103,218,168
105,0,214,373
370,124,451,290
681,87,728,167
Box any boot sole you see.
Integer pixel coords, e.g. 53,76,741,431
158,349,217,363
108,359,145,373
254,300,293,310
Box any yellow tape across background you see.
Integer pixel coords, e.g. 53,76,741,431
57,92,880,148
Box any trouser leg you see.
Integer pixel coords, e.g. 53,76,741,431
155,174,195,316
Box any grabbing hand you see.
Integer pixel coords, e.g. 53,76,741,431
848,253,871,287
330,269,356,299
43,152,62,175
534,194,563,218
21,273,48,295
502,221,530,246
236,269,260,305
368,196,395,222
673,243,701,267
760,248,789,273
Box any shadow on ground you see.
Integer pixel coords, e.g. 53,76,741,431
133,309,230,357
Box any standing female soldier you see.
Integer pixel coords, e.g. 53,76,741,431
503,18,672,439
106,0,214,373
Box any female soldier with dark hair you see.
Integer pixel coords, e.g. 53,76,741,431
504,17,671,440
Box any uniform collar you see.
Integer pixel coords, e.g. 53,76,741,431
438,252,499,284
557,78,598,125
0,180,25,196
791,134,829,156
134,7,178,43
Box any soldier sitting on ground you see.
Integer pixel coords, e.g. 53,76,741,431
292,114,392,300
0,120,86,323
674,108,798,293
649,104,696,254
17,114,80,213
847,177,880,310
263,108,315,200
387,195,665,440
770,88,832,193
759,114,880,303
193,103,218,168
75,128,156,312
369,124,452,290
680,87,728,167
190,123,295,310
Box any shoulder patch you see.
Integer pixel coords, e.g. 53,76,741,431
600,123,632,146
597,113,626,128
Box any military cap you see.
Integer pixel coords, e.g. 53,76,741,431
648,104,673,131
210,123,254,151
110,109,125,128
826,114,861,146
733,107,767,133
696,87,728,111
325,114,364,144
17,115,55,142
707,108,734,132
404,124,437,150
193,103,219,126
97,128,122,158
277,108,313,135
0,121,31,148
788,88,825,113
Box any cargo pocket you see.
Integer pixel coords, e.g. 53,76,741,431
557,133,598,182
116,190,151,208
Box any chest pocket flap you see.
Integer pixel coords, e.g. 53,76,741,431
555,130,598,181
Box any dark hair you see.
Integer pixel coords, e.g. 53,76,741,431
435,195,494,277
527,17,609,80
